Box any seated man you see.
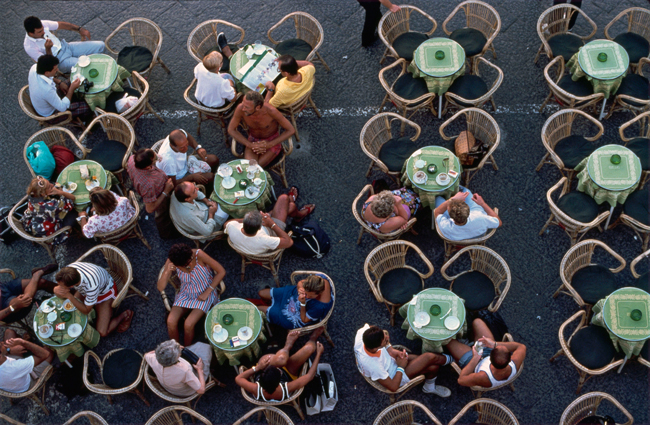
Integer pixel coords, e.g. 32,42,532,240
354,324,452,397
0,264,57,324
194,51,236,108
125,148,176,239
228,91,295,167
28,55,91,122
265,55,315,109
447,318,526,388
144,340,212,397
0,330,54,393
156,129,219,187
434,188,501,241
24,16,105,73
54,263,133,337
170,182,228,240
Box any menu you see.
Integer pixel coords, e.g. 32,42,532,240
238,49,280,93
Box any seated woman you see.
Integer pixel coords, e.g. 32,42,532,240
258,274,333,329
158,244,226,346
21,176,76,245
79,188,136,238
235,329,324,402
362,188,420,233
144,339,213,397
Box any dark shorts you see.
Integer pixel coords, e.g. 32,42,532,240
0,278,32,323
458,346,493,369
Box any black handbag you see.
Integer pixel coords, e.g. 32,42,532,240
180,348,200,365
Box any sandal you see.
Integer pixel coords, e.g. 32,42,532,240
288,186,299,203
117,310,134,333
293,204,316,222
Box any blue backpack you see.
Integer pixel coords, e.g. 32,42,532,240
27,141,56,180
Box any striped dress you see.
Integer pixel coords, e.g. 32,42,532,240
173,250,218,312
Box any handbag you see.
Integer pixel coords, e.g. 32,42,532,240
180,348,200,365
455,130,476,166
27,141,56,180
287,218,331,259
578,415,615,425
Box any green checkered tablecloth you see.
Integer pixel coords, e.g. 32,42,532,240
56,160,109,211
400,146,462,208
398,288,467,353
575,145,642,207
592,287,650,357
33,297,100,362
72,54,131,111
566,40,629,98
408,38,466,94
205,298,266,366
210,159,274,218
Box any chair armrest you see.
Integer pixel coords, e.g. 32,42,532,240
0,269,16,279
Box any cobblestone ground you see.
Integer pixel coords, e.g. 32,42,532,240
1,1,650,424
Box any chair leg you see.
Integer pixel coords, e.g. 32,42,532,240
323,327,335,347
552,284,564,298
490,97,497,113
157,57,171,74
490,155,498,171
389,304,396,327
129,284,150,301
539,92,553,112
576,371,587,394
549,348,564,362
196,112,203,136
309,96,322,118
146,101,164,123
316,51,331,72
30,393,50,415
290,113,300,143
533,44,545,64
41,242,56,262
133,388,150,406
539,214,555,236
379,94,389,113
269,261,280,287
240,257,246,282
535,153,549,171
365,161,376,178
389,394,396,404
357,227,366,245
106,395,113,404
292,399,306,420
257,411,263,422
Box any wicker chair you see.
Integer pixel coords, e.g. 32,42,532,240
373,400,443,425
449,399,519,425
618,109,650,189
378,59,437,121
169,184,225,250
536,109,604,183
353,185,417,245
378,6,437,65
227,233,291,287
18,85,85,129
539,177,610,246
7,195,72,261
606,57,650,119
156,264,226,313
439,107,499,185
145,406,212,425
554,240,626,310
289,271,335,346
0,269,35,337
184,79,241,139
75,244,148,308
96,71,163,126
105,18,170,78
360,112,421,185
540,56,605,113
83,349,149,405
356,345,425,404
233,407,294,425
0,364,53,414
0,413,25,425
442,1,501,71
442,57,503,116
435,208,499,261
63,411,110,425
239,363,308,420
560,392,634,425
92,191,150,249
534,4,597,64
275,83,321,143
605,7,650,70
267,12,330,71
616,203,650,252
187,20,245,63
144,363,217,409
441,245,510,312
451,333,523,398
364,240,433,326
23,127,84,179
550,311,625,394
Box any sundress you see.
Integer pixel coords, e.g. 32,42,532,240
21,195,74,245
362,188,420,231
173,250,219,312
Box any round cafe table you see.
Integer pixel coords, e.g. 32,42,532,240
205,298,267,366
229,44,279,93
566,40,630,120
591,287,650,371
398,288,467,354
72,53,131,111
408,37,466,118
56,159,109,212
575,144,642,229
209,159,274,218
33,296,100,363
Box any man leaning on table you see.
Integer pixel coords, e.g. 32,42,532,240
23,16,105,73
0,329,54,393
156,129,219,188
170,181,228,240
264,55,315,109
434,188,501,241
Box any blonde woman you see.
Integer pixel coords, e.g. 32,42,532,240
21,176,76,245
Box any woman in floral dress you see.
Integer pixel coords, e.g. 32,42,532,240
157,243,226,346
79,188,136,238
21,176,76,245
362,188,420,233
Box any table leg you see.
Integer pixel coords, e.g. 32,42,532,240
598,98,607,121
438,96,443,119
603,205,615,230
617,355,628,373
65,360,73,368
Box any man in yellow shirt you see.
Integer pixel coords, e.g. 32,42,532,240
264,55,315,109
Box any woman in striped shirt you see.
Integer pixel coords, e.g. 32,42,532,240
158,244,226,346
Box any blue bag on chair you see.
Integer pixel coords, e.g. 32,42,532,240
27,141,56,180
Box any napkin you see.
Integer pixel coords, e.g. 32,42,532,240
240,159,250,165
413,149,422,156
410,295,418,305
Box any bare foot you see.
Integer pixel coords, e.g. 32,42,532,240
284,330,300,349
309,327,325,342
291,204,315,222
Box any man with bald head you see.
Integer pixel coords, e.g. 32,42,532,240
156,129,219,187
170,181,226,241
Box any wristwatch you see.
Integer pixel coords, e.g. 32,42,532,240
8,305,14,312
5,347,10,354
76,214,86,222
299,302,307,307
196,144,203,150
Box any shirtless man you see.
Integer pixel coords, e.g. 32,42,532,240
228,91,295,167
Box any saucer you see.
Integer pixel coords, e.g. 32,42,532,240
38,324,53,338
47,312,57,322
413,171,428,184
222,177,236,189
68,323,82,338
213,328,229,343
217,164,233,177
85,179,100,190
77,56,90,67
414,311,430,328
238,326,253,341
245,187,260,199
414,159,426,169
444,316,461,330
436,174,450,186
41,301,55,313
63,299,76,311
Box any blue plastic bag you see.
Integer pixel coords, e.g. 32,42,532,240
27,141,56,180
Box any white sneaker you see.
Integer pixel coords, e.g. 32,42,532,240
422,383,451,397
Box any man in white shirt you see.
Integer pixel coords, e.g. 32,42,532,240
434,188,501,241
354,324,452,397
23,16,105,73
224,205,294,257
194,51,236,108
156,129,219,187
0,330,53,394
170,182,227,241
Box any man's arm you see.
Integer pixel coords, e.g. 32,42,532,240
186,133,208,162
296,60,314,68
5,338,51,365
433,191,469,220
379,0,401,12
376,353,408,392
264,105,295,148
472,194,502,227
457,348,491,388
262,214,293,249
144,178,174,213
228,106,254,149
56,21,91,40
480,337,526,370
53,285,93,315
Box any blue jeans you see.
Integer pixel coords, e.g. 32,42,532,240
57,40,106,73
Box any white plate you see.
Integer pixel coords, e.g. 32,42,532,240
444,316,461,330
413,171,428,185
77,55,90,67
238,326,253,341
222,177,236,189
47,312,58,322
85,179,100,190
213,328,229,343
436,174,451,186
245,187,260,199
253,178,263,187
415,159,426,169
38,324,53,338
414,311,430,328
68,323,82,338
41,301,55,313
63,299,76,312
217,164,233,177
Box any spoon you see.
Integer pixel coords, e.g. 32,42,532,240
440,308,452,320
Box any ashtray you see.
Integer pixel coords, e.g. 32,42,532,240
88,69,99,78
631,309,643,321
435,50,445,60
597,52,608,62
427,164,437,174
429,304,441,316
238,179,248,189
610,154,621,165
222,314,234,325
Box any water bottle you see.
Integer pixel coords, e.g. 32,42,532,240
475,341,484,356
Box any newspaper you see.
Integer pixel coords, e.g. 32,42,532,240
238,49,280,93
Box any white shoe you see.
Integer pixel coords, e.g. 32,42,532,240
422,383,451,397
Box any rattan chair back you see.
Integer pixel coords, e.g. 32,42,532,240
443,57,503,115
18,85,82,128
267,12,330,71
378,59,437,119
605,7,650,68
449,398,519,425
233,406,294,425
144,363,216,408
183,79,241,139
105,18,170,77
78,113,136,176
435,208,499,261
289,271,335,345
63,411,110,425
83,349,149,405
23,127,84,179
373,399,444,425
535,4,597,63
0,364,53,414
92,191,150,249
145,406,212,425
187,20,245,63
227,233,290,287
540,56,605,113
378,6,437,64
560,392,634,425
607,57,650,118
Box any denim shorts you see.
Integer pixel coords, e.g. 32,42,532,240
458,346,493,369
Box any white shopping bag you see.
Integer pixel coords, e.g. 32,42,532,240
318,363,338,412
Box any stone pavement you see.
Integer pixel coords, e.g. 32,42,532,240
1,0,650,424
